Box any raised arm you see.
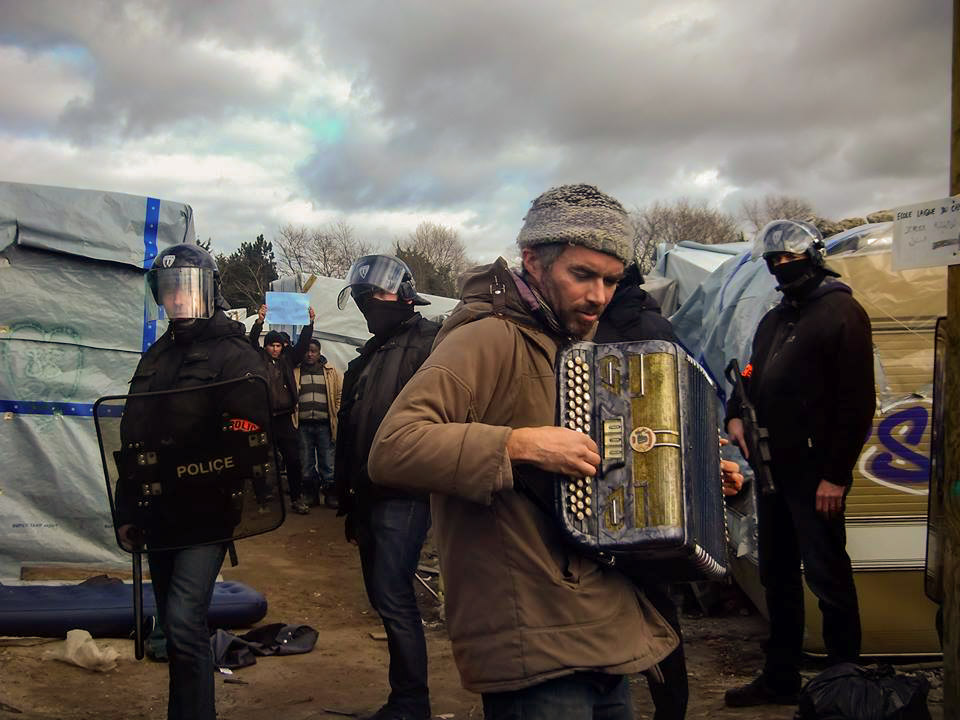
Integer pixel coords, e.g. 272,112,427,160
288,306,315,366
249,304,266,349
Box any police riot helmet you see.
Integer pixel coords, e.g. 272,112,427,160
146,244,222,320
751,219,827,268
337,254,430,310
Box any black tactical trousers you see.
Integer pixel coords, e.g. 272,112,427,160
273,413,304,502
757,459,861,688
642,583,687,720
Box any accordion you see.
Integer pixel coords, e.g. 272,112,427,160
555,340,728,581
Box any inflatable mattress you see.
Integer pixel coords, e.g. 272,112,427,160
0,579,267,638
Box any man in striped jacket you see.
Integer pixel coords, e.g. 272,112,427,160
297,339,343,509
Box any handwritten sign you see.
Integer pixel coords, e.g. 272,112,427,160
891,196,960,271
265,291,309,325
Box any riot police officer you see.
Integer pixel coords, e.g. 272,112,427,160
334,255,439,720
117,244,268,720
724,220,875,707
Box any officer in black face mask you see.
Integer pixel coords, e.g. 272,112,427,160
333,255,440,720
724,220,876,708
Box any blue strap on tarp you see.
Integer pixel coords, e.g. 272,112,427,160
0,400,122,417
141,197,161,353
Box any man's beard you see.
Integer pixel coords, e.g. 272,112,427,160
539,273,603,339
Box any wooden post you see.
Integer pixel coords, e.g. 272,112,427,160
944,1,960,714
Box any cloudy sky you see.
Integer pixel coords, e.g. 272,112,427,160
0,1,951,263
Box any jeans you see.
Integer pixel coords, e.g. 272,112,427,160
299,420,335,501
482,673,633,720
355,499,432,718
758,458,860,687
148,543,227,720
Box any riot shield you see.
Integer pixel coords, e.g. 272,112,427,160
95,376,284,553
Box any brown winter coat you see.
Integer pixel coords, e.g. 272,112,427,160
294,361,342,441
368,258,678,693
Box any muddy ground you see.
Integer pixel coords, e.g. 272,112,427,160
0,508,944,719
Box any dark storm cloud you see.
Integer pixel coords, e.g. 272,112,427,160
0,0,950,255
297,0,949,216
0,0,314,141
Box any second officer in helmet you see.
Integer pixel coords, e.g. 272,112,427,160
334,255,439,720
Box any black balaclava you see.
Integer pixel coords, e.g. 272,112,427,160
360,297,415,337
769,257,823,298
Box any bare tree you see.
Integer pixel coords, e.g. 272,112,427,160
629,198,741,272
273,221,376,280
274,224,312,277
318,220,375,278
740,194,815,234
395,221,470,297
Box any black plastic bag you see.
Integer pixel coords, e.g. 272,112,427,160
795,663,932,720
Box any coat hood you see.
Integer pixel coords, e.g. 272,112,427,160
438,258,573,351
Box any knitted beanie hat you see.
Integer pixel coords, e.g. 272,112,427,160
264,330,284,346
516,184,632,265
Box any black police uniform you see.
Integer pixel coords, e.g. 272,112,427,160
334,311,439,720
118,309,267,720
726,276,875,692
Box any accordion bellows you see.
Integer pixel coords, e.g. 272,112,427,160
557,340,728,581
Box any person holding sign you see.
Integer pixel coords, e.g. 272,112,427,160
250,301,316,514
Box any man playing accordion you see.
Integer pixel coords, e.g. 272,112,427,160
369,184,740,720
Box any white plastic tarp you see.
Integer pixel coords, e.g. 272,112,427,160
0,182,195,579
251,274,460,371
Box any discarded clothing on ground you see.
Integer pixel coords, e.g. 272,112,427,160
211,623,318,669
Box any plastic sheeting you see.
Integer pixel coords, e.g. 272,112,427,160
252,274,461,373
654,241,752,308
0,182,195,579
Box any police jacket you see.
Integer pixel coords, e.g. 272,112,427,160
726,278,875,487
116,311,269,546
334,313,439,516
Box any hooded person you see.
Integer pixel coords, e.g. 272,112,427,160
723,219,875,708
333,254,440,720
367,185,739,719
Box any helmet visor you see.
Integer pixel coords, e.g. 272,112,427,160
151,267,216,319
752,220,822,260
337,256,408,309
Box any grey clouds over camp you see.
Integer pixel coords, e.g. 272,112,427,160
0,0,951,260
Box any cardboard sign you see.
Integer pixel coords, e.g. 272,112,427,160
265,291,309,325
892,196,960,271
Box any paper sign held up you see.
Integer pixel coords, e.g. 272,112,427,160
265,291,309,325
